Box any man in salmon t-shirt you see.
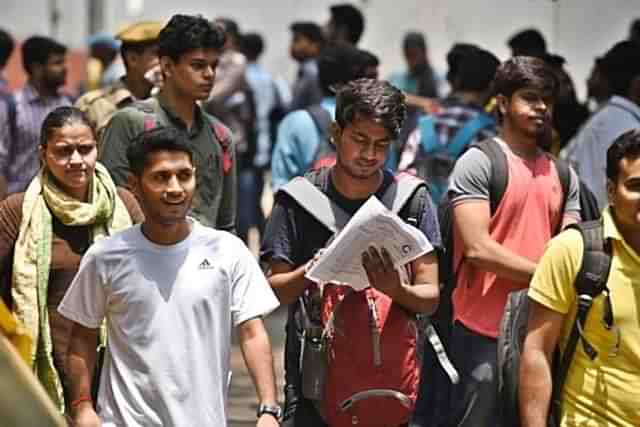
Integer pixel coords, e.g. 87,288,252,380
443,56,581,427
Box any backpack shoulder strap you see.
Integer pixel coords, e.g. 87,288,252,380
305,104,332,140
445,113,495,159
550,156,572,233
418,115,438,154
468,138,508,215
277,169,351,233
380,173,426,215
551,220,612,422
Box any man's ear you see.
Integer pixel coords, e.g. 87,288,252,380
496,94,508,116
329,121,341,147
38,145,46,165
160,56,174,79
606,178,616,208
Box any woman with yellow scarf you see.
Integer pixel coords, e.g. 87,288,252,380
0,106,143,414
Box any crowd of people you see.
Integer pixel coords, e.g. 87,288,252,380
0,4,640,427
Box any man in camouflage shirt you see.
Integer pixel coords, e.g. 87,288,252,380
76,21,162,143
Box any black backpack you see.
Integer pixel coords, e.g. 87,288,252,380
433,138,572,335
497,220,612,427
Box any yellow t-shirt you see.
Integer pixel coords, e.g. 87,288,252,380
529,208,640,427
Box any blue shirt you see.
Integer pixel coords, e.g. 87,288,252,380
271,97,336,191
563,96,640,208
246,62,278,168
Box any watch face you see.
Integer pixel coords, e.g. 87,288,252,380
257,404,282,419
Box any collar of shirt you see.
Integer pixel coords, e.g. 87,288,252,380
156,94,205,137
22,82,65,104
603,206,640,263
608,95,640,120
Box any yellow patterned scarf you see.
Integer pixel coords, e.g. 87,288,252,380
11,162,132,412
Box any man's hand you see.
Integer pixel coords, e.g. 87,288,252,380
72,402,101,427
362,246,402,299
257,414,280,427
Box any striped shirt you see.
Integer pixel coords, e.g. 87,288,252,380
0,83,71,194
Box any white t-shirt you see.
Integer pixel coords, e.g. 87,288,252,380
58,220,280,427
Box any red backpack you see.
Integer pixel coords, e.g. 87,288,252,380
280,168,425,427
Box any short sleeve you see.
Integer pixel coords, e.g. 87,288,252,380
528,229,583,315
417,187,442,250
564,166,581,217
230,238,280,326
447,147,492,203
57,246,108,328
260,194,297,266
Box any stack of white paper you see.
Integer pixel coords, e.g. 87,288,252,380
305,196,433,290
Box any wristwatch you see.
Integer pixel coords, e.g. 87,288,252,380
256,403,282,421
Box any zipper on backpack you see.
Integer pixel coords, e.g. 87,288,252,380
367,294,382,367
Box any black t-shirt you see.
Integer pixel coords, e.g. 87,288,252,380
260,169,442,268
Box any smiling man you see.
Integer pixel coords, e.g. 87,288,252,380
99,14,237,231
59,127,280,427
442,56,582,427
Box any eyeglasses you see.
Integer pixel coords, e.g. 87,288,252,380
48,143,96,159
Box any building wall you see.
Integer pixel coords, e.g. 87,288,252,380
1,0,639,99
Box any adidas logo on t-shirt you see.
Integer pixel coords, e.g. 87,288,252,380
199,259,214,270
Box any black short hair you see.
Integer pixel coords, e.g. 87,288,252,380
599,41,640,97
629,18,640,43
317,44,370,96
607,129,640,182
290,21,325,45
40,106,94,147
22,36,67,74
330,4,365,45
403,32,426,52
492,56,558,100
127,127,194,176
240,32,264,62
215,17,240,44
120,40,157,70
158,14,225,62
507,28,547,56
457,48,500,92
0,28,14,69
335,78,406,140
446,43,480,86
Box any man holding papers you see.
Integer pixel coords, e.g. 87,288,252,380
261,78,441,427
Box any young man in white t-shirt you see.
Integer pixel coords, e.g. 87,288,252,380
59,127,281,427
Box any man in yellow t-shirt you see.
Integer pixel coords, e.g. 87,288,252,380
520,128,640,427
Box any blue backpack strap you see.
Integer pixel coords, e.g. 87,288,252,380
418,115,438,154
445,113,495,159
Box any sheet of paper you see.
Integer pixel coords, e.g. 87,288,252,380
305,196,433,290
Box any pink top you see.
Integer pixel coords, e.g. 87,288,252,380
452,148,566,338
